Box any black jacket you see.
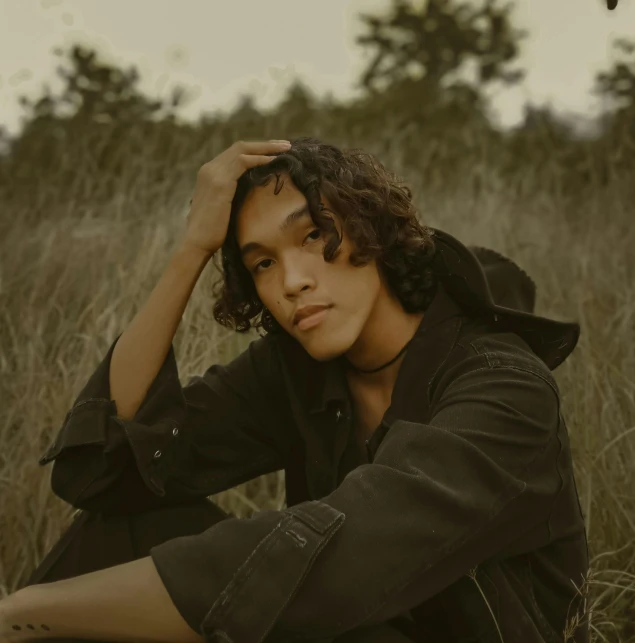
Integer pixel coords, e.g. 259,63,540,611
38,227,590,643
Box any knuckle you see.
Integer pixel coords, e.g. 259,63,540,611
199,164,218,180
207,173,223,187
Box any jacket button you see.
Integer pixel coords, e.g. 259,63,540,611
335,408,342,422
154,450,162,459
172,426,179,437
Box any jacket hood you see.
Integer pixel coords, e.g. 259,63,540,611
428,227,580,370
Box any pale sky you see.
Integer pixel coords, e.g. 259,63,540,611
0,0,633,138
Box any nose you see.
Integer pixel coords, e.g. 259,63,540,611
282,256,317,298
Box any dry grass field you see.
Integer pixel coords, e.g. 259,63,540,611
0,120,633,640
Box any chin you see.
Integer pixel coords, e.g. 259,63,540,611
305,345,343,362
300,328,358,363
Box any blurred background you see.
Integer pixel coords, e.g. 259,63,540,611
1,1,634,639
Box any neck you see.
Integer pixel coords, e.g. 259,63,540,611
343,289,424,390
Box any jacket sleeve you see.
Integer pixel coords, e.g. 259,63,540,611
38,331,293,516
147,349,564,643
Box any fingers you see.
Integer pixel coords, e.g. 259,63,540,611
231,140,291,155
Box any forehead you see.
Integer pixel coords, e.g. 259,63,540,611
237,174,305,235
236,176,342,249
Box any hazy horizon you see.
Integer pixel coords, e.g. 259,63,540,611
1,0,633,138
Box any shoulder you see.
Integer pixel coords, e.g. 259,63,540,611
431,315,561,405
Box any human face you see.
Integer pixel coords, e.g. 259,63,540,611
236,174,384,362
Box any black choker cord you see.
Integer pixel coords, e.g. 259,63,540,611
346,337,415,374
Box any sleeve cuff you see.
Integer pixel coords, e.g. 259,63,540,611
149,501,345,642
38,398,113,465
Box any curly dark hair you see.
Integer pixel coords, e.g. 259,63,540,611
211,136,438,336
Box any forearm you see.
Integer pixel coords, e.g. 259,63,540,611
110,238,212,421
3,557,203,643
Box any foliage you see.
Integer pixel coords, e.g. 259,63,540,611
355,0,526,94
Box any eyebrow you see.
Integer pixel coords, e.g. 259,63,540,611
239,204,312,261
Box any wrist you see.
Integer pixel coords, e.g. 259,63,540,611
176,236,217,263
0,587,54,641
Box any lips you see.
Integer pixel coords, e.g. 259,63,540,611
293,304,331,325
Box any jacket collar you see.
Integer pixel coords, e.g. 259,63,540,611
427,227,580,370
278,226,581,416
306,279,464,415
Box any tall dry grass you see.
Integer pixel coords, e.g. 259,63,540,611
0,120,633,641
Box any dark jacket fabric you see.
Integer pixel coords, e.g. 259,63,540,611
38,228,590,643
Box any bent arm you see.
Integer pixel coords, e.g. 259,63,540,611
4,558,202,643
38,330,293,516
144,357,564,641
110,236,212,421
3,558,414,643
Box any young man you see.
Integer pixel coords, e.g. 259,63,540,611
14,138,589,642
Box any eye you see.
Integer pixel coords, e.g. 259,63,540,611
252,229,322,274
305,228,322,243
253,258,272,273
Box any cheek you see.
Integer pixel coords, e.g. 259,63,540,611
254,285,275,313
341,263,380,294
262,295,281,314
268,298,287,325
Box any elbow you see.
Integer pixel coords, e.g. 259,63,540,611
48,454,106,512
48,452,173,516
